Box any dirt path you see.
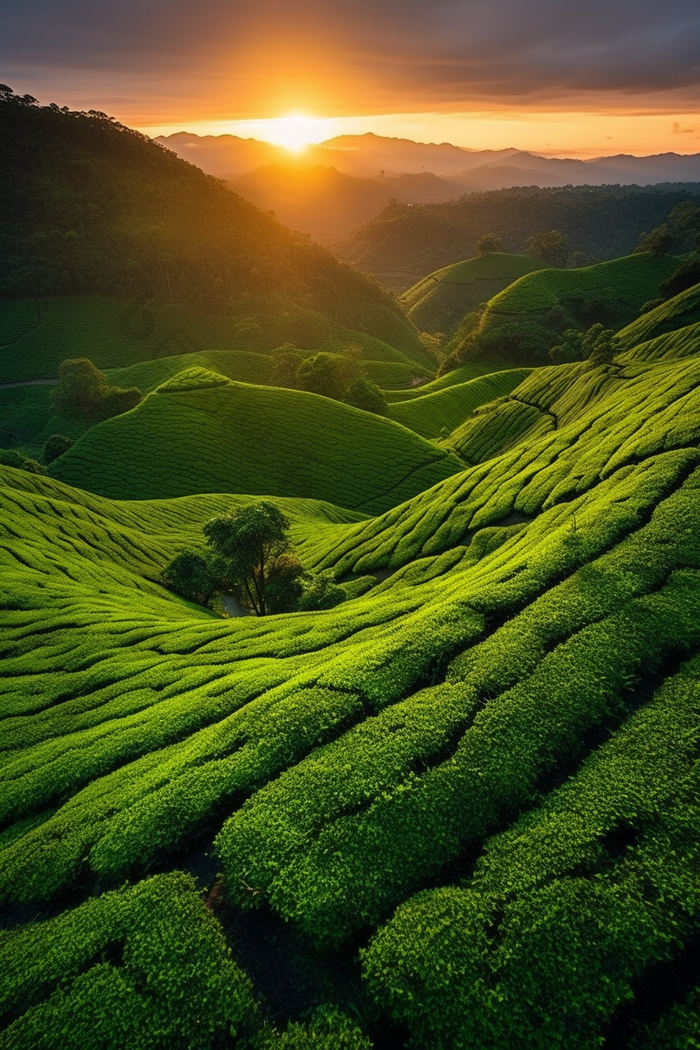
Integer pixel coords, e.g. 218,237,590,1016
222,594,248,618
0,378,58,389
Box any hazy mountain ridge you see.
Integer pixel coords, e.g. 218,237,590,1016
156,130,700,185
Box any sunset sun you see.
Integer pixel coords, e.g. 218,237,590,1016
259,113,333,152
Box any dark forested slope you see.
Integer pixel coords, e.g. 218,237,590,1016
0,87,419,352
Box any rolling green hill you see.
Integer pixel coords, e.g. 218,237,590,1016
3,304,700,1047
400,252,548,335
48,368,463,511
385,367,531,439
480,251,681,333
0,295,427,386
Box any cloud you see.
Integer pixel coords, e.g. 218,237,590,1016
2,0,700,119
673,121,696,133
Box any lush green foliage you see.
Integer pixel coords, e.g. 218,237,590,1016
0,872,255,1049
3,233,700,1047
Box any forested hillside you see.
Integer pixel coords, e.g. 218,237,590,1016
0,87,419,352
336,184,700,290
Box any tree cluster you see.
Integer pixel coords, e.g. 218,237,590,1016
50,358,143,428
548,323,619,366
160,501,346,616
270,343,388,412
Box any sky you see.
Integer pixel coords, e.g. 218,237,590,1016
1,0,699,156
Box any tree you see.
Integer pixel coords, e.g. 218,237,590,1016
43,434,74,464
296,353,346,401
270,344,304,389
526,230,569,267
585,325,618,367
50,357,143,427
51,358,109,426
475,233,504,256
97,386,143,420
264,553,306,614
344,378,387,414
635,224,673,257
0,448,45,474
660,255,700,300
159,550,216,606
548,329,585,364
203,501,292,616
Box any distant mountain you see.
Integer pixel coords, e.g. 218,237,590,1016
157,132,700,248
226,165,460,242
156,130,700,186
155,130,520,178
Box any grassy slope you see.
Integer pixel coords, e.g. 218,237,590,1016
481,252,682,332
400,252,547,334
3,321,700,1045
48,368,462,512
0,296,428,385
614,280,700,352
385,367,532,439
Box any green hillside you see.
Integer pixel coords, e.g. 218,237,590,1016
385,367,531,438
48,369,463,512
3,303,700,1047
0,89,424,357
481,251,681,332
0,295,427,385
614,280,700,352
400,252,548,335
383,359,521,401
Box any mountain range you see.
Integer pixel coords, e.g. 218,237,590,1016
156,130,700,187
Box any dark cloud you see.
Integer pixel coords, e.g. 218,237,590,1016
1,0,699,116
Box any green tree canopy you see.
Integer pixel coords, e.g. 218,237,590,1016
50,358,109,426
296,353,347,401
51,357,143,427
475,233,504,256
344,378,387,415
526,230,569,267
203,501,292,616
43,434,75,464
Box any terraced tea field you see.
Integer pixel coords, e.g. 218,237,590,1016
400,252,548,335
47,369,463,510
3,309,700,1047
480,251,682,333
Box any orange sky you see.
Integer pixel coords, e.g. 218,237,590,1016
2,0,699,157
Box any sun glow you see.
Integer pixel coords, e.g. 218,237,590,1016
252,113,334,152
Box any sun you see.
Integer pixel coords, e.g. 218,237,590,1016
260,114,333,153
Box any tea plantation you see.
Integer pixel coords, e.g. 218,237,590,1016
47,370,464,510
2,290,700,1048
480,252,682,334
400,252,548,335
